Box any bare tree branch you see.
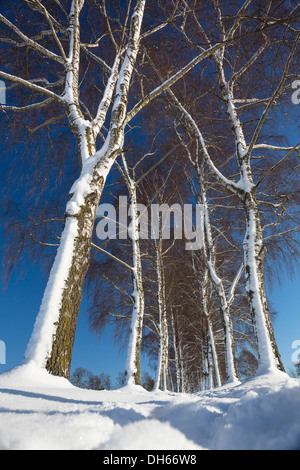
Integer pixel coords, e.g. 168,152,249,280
0,12,66,66
0,70,64,102
91,242,134,272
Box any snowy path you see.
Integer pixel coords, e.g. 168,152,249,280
0,364,300,450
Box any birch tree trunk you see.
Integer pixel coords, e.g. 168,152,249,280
203,200,240,383
243,191,285,373
124,176,145,386
26,164,106,377
202,339,213,391
171,311,181,393
176,125,239,384
201,269,222,388
22,0,147,378
178,341,186,393
153,236,169,391
213,48,286,374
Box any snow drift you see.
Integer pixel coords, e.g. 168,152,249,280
0,363,299,450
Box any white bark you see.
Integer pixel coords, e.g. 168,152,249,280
202,193,240,384
153,236,169,391
119,156,145,387
175,123,240,384
125,189,145,385
211,33,290,373
201,269,222,388
171,312,181,393
22,0,147,376
178,341,186,393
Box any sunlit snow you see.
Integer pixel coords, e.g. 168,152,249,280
0,364,299,450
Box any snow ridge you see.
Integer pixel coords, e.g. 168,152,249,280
0,365,299,450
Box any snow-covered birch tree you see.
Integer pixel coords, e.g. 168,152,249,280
174,124,241,384
171,0,300,375
0,0,148,379
115,153,145,386
205,4,299,375
152,227,170,391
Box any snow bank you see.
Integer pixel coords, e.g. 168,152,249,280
0,365,299,450
101,420,202,451
155,372,300,450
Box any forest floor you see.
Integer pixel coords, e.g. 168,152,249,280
0,363,299,450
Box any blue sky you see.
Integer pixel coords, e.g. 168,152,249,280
267,272,300,373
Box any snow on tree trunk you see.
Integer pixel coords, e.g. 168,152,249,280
203,343,213,391
201,183,239,384
153,237,169,391
23,0,147,378
172,94,240,385
24,154,113,377
178,341,186,393
243,192,285,374
213,47,285,375
125,186,145,386
201,271,222,388
171,312,181,393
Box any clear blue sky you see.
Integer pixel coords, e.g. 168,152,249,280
0,259,299,382
267,272,300,373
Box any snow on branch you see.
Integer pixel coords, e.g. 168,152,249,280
170,90,240,195
91,54,121,135
227,262,245,306
246,32,300,158
0,97,54,112
255,143,300,189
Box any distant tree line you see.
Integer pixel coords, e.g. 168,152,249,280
70,367,154,391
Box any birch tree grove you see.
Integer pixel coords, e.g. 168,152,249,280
170,0,300,374
0,0,228,381
1,0,299,389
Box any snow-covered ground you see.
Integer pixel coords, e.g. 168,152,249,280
0,363,299,450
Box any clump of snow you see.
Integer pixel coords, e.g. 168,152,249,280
101,420,202,451
0,365,299,450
